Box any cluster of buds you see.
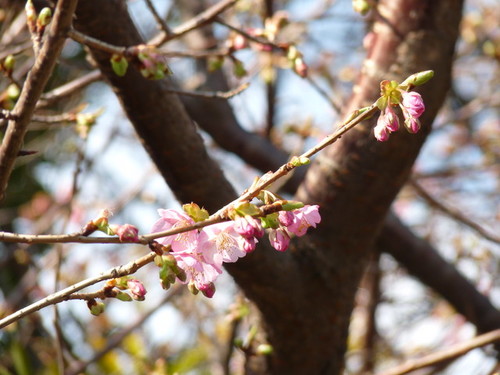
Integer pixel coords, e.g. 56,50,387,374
150,199,320,298
133,45,172,80
373,70,434,141
25,0,52,35
83,209,140,242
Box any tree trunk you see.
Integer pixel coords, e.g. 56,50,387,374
74,0,464,373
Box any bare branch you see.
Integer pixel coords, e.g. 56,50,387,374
166,82,250,99
377,329,500,375
149,0,239,46
410,179,500,244
0,0,79,202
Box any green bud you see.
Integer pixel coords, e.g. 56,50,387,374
352,0,372,15
116,291,133,302
6,84,20,100
287,45,299,61
232,59,247,78
110,54,129,77
154,254,163,267
175,268,187,283
183,203,209,222
161,254,177,268
256,344,273,355
399,70,434,89
25,0,36,23
37,7,52,29
290,156,310,167
3,55,15,73
87,300,105,316
208,56,224,72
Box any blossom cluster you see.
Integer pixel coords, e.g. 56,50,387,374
373,71,433,142
151,204,320,297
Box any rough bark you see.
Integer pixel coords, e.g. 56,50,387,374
73,1,466,374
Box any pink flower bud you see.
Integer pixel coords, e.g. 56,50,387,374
278,211,294,227
269,228,290,252
199,282,216,298
234,216,264,238
374,122,390,142
115,224,139,242
404,116,421,134
384,106,400,132
401,91,425,118
127,279,147,301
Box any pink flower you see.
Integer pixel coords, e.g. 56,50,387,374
113,224,139,242
278,211,294,227
174,250,221,290
151,209,198,252
401,91,425,118
234,215,264,239
127,279,147,301
199,221,251,266
269,228,290,252
287,205,321,237
384,105,400,132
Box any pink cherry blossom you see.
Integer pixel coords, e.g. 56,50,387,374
278,211,294,227
404,116,421,134
384,105,400,132
199,221,250,266
287,205,321,237
174,250,221,289
374,118,390,142
151,209,198,252
269,228,290,252
401,91,425,118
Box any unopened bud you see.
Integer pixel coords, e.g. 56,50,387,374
2,55,15,74
290,156,310,167
110,54,129,77
87,299,105,316
36,7,52,31
400,70,434,89
256,344,273,355
188,282,199,295
352,0,372,15
199,282,216,298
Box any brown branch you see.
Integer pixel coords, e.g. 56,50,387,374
37,70,102,108
0,0,79,202
166,82,250,99
410,179,500,244
377,329,500,375
143,0,173,39
149,0,239,46
0,251,157,329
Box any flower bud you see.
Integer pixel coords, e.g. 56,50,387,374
36,7,52,32
127,279,147,301
352,0,372,15
199,282,216,298
110,54,129,77
256,344,274,355
114,224,140,242
401,91,425,118
404,116,421,134
400,70,434,89
87,299,105,316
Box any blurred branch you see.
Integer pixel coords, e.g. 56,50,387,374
410,179,500,244
377,328,500,375
143,0,173,39
37,69,102,108
0,251,157,329
0,0,79,202
166,82,250,99
64,285,183,375
149,0,239,46
380,213,500,335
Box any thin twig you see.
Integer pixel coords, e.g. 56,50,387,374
64,286,182,375
37,70,102,108
143,0,173,38
0,0,80,202
410,179,500,244
166,82,250,99
149,0,239,46
377,329,500,375
68,29,127,56
0,251,157,329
